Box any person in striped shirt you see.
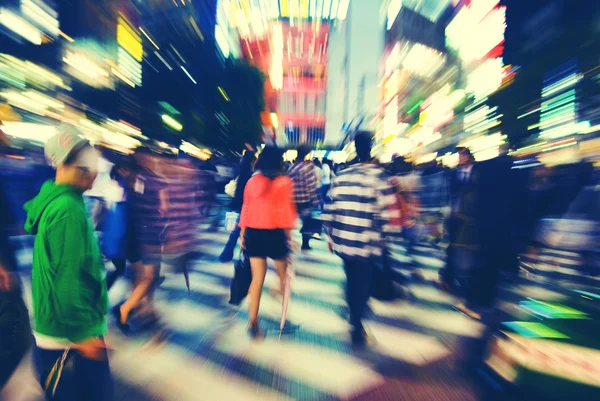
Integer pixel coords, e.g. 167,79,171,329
323,131,403,347
288,146,320,250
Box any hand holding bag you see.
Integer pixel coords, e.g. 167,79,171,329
229,251,252,305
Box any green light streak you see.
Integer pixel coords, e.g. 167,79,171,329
407,100,423,114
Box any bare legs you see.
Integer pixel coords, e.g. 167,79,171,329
119,261,156,325
247,257,288,329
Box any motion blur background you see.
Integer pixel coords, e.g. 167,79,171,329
2,1,600,401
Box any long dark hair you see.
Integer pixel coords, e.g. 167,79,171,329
255,146,284,179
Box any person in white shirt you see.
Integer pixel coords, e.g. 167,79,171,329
320,159,334,205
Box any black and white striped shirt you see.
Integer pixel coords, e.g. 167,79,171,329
323,163,402,260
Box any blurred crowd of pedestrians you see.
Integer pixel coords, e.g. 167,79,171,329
1,122,599,400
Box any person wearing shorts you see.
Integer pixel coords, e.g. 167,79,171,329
239,147,297,339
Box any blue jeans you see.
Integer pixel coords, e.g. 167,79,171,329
33,344,113,401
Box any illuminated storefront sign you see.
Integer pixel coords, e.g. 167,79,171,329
117,17,142,62
21,0,58,37
446,0,506,63
0,8,42,45
467,58,505,99
63,51,111,88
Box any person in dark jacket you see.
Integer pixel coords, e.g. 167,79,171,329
0,125,31,391
440,147,475,291
219,151,256,262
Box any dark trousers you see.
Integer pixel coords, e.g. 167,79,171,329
466,248,506,309
106,259,127,290
297,202,317,247
343,259,374,334
33,345,113,401
441,216,460,285
0,292,31,390
220,222,241,261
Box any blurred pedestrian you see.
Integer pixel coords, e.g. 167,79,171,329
0,125,31,392
24,126,112,400
219,151,256,262
440,147,475,292
288,147,319,250
239,147,297,339
389,158,421,272
103,161,143,291
324,131,402,347
320,159,334,205
457,150,520,319
113,147,168,333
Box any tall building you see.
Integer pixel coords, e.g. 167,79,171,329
218,0,350,147
325,0,384,147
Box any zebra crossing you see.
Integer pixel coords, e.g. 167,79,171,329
9,224,594,400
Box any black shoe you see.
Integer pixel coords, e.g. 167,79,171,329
248,322,264,340
351,328,367,348
112,305,129,334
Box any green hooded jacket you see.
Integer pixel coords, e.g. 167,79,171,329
24,181,108,342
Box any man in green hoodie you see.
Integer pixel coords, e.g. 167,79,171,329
24,125,112,400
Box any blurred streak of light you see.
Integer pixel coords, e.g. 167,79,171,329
542,74,582,98
58,30,74,42
581,124,600,135
315,0,323,19
337,0,349,20
540,121,590,140
63,52,109,81
245,39,253,59
144,58,159,73
181,0,186,5
0,8,42,45
270,22,283,90
401,44,445,79
117,17,143,62
215,25,230,57
301,0,310,18
154,51,173,70
543,90,576,109
218,86,230,101
111,68,136,87
270,112,279,128
139,27,159,50
310,0,317,17
387,0,402,30
189,17,204,40
172,0,179,7
446,4,506,63
162,114,183,131
181,141,211,160
268,0,279,18
22,0,59,37
518,107,541,119
1,121,55,143
467,58,505,99
330,0,340,19
170,44,186,64
181,66,197,84
24,61,64,86
280,0,289,17
322,0,332,19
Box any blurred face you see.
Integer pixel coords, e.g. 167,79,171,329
459,151,470,166
59,146,99,191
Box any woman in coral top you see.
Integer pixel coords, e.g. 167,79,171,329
239,146,297,338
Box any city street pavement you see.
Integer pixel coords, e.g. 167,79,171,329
3,226,504,401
